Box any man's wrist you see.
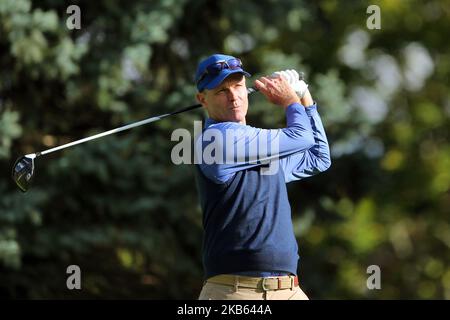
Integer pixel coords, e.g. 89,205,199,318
282,97,301,109
300,90,314,107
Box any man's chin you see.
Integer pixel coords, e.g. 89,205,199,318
228,111,246,123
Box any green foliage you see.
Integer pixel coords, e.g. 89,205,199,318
0,110,22,159
0,0,449,299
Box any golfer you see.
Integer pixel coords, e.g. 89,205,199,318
194,54,331,300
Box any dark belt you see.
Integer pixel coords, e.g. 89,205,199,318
207,274,299,291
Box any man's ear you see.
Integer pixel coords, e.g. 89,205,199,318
196,92,207,107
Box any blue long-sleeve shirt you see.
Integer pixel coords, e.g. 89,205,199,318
198,102,331,183
195,102,331,279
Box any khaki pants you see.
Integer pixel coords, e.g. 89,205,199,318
198,280,309,300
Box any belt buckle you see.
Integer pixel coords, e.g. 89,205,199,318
261,277,283,291
261,277,270,291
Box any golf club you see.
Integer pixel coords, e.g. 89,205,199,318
12,87,259,192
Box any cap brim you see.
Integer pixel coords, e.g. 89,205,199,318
202,69,251,91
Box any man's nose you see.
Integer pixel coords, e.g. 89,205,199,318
227,88,239,101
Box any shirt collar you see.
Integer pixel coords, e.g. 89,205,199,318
204,117,218,129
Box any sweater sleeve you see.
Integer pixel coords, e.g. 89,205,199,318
197,102,318,184
279,103,331,183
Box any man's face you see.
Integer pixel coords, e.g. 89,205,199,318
196,74,248,124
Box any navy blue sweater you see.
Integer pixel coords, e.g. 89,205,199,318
196,164,299,279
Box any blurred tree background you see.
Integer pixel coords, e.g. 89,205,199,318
0,0,449,299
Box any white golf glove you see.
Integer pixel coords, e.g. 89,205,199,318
271,69,308,98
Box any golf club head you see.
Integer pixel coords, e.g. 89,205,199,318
12,154,36,192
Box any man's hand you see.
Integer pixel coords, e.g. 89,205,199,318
272,70,308,97
272,69,314,107
254,75,300,109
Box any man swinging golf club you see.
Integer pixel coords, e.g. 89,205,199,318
194,54,331,300
11,52,330,300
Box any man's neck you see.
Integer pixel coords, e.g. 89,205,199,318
209,117,246,125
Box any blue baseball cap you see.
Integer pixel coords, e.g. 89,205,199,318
195,54,251,92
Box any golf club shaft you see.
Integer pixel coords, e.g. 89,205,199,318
38,87,258,157
39,104,201,156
